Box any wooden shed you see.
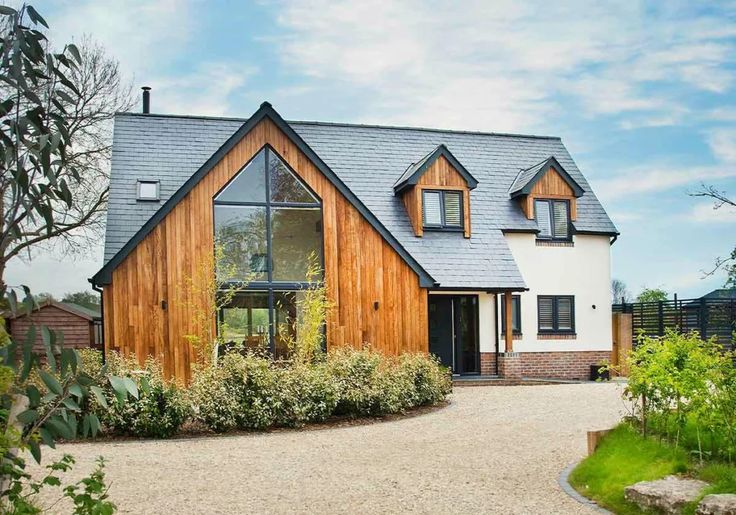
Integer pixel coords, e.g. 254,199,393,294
6,301,102,353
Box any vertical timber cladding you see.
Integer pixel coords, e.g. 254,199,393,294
522,167,577,221
401,155,472,238
103,118,429,380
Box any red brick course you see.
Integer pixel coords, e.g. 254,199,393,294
480,350,611,380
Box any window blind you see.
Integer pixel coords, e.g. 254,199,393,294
422,191,442,226
553,201,569,238
538,297,554,330
444,191,462,226
535,200,552,238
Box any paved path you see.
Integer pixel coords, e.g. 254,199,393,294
31,383,625,514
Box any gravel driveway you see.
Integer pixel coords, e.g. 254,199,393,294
30,382,625,514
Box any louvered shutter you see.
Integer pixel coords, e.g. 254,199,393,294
423,191,442,226
444,191,462,226
535,200,552,238
538,297,554,331
557,297,573,330
553,201,569,239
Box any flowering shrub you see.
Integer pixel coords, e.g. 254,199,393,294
97,354,189,439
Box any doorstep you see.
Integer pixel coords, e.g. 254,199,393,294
452,375,593,387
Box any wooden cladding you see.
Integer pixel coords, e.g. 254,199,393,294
520,167,577,221
103,118,428,381
401,155,471,238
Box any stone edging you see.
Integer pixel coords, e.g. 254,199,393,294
558,460,613,514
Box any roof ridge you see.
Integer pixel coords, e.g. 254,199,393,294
115,111,563,141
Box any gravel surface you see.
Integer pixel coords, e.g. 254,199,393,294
28,382,625,514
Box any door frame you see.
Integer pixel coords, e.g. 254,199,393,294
428,293,480,375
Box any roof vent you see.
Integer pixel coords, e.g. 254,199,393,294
142,86,151,114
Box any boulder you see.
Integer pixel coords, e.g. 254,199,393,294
624,475,709,514
697,494,736,515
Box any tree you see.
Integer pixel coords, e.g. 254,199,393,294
61,290,99,310
690,185,735,288
636,287,668,303
611,278,631,303
32,291,55,304
0,9,134,292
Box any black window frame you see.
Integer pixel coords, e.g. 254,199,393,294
422,189,464,231
537,295,575,334
500,294,522,335
534,198,571,241
213,145,325,354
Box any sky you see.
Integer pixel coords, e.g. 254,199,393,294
6,0,736,300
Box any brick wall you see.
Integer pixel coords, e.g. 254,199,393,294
480,352,497,375
519,350,611,380
479,350,612,380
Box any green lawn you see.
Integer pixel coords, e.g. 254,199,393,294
568,424,736,514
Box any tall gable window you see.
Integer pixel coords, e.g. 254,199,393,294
422,190,463,230
214,146,322,358
534,199,569,240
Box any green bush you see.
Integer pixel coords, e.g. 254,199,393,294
274,363,339,427
399,353,452,406
625,329,736,462
98,355,188,439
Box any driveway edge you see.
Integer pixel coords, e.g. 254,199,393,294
558,460,613,514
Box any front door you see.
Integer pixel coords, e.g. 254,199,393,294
428,295,479,375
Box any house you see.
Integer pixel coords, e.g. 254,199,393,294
6,301,102,354
92,97,618,381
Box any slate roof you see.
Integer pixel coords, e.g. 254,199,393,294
101,109,618,290
393,144,478,193
509,156,584,198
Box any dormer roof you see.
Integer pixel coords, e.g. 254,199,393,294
509,156,584,198
393,144,478,194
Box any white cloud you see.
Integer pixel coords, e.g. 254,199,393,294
689,202,736,223
707,128,736,163
596,164,736,200
272,0,736,132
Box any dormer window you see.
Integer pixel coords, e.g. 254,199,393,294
137,180,159,201
534,199,570,240
423,189,463,230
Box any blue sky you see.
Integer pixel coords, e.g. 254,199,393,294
7,0,736,300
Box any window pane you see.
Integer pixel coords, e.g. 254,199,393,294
512,297,521,332
214,205,268,282
423,191,442,226
271,207,322,282
444,191,462,227
137,181,158,200
216,149,267,203
273,290,313,360
557,297,573,330
553,201,569,239
535,200,552,237
269,151,318,203
538,297,554,330
219,292,270,353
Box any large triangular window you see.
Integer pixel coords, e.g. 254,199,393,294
213,146,323,359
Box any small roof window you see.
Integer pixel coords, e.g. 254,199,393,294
137,180,160,201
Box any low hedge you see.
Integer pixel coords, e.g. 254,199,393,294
80,348,451,438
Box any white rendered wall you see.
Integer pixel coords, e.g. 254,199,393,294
503,233,612,353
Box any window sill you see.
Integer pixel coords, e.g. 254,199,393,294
499,333,523,340
536,240,574,247
424,227,465,233
537,333,577,340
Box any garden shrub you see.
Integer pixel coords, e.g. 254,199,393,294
625,329,736,462
98,354,188,439
399,353,452,406
274,363,339,427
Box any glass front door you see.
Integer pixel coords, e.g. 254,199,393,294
428,295,479,375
